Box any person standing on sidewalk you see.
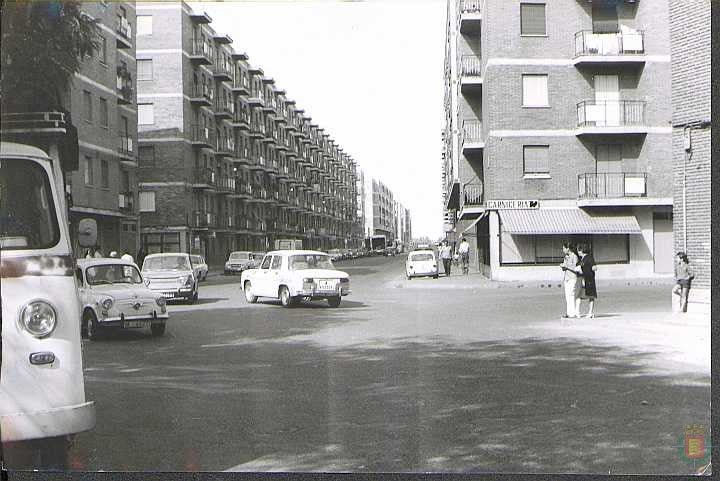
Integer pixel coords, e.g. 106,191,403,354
559,241,581,318
575,243,598,318
458,237,470,275
439,241,453,277
672,252,694,312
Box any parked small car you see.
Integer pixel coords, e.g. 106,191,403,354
241,250,351,308
406,249,439,279
224,251,255,275
327,249,344,262
141,253,199,303
77,258,168,339
190,254,208,281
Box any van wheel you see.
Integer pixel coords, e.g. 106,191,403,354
327,296,341,308
279,286,294,308
244,281,258,303
84,310,101,341
151,322,166,337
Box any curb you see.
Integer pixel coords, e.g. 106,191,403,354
391,277,675,290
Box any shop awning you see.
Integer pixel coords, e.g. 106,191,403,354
499,209,641,235
461,210,489,235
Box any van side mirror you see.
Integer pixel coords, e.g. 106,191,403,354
78,218,97,248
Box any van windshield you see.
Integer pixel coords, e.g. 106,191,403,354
143,256,190,271
0,158,60,250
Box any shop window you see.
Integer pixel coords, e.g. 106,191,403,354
592,234,629,263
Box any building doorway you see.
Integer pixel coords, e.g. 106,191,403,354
653,211,673,273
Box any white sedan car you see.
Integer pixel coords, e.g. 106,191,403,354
76,258,169,339
405,249,439,279
241,250,351,307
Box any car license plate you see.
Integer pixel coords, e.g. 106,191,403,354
317,279,336,291
123,320,150,328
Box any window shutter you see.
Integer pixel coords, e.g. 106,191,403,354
524,145,549,174
592,2,618,33
522,75,548,107
139,191,156,212
521,4,546,36
138,59,153,80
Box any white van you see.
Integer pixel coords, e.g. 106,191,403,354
0,141,95,468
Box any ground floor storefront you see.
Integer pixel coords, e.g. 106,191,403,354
454,203,674,282
70,209,138,259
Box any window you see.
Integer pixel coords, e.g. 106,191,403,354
84,156,94,185
99,36,107,64
522,74,548,107
101,159,109,188
139,146,155,166
523,145,550,176
137,15,153,36
137,59,153,81
139,191,156,212
138,103,154,125
260,256,272,269
270,256,282,270
83,90,92,122
520,3,546,36
99,98,108,127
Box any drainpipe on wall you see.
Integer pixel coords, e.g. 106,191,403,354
682,126,691,253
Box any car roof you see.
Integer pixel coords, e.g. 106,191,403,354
77,258,138,267
230,251,252,255
265,250,328,256
409,249,435,255
144,252,189,258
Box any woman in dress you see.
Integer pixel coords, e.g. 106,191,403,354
575,243,597,318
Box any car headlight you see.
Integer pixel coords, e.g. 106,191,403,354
339,278,349,284
20,301,57,338
156,297,166,307
101,298,114,310
225,262,231,268
184,275,194,287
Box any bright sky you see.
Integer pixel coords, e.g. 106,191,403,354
190,0,447,240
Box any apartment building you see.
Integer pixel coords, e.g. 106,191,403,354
396,203,412,248
64,1,138,257
669,0,711,312
135,2,360,264
365,177,397,241
443,0,673,281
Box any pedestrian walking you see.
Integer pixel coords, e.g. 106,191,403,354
672,252,694,312
120,251,134,263
109,250,118,258
458,237,470,275
439,241,453,277
575,243,598,318
84,249,92,259
93,248,103,258
559,241,581,318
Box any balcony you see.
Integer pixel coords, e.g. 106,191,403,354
231,181,252,199
573,30,645,66
212,61,233,82
230,110,251,130
217,176,235,194
460,55,482,85
249,118,266,139
118,133,135,161
232,146,252,166
576,100,647,135
213,98,234,119
116,66,133,105
191,211,217,229
577,172,657,207
247,89,265,107
216,137,235,157
190,40,212,65
190,124,215,149
232,76,250,95
189,85,213,106
460,0,483,33
116,16,132,49
192,168,216,189
461,119,484,150
459,182,483,217
118,192,134,213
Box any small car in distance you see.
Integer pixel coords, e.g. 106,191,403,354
406,249,439,279
76,258,168,339
141,253,199,303
327,249,344,262
190,255,208,281
241,250,351,308
224,251,254,275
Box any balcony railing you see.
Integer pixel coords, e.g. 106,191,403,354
191,124,215,147
191,211,217,228
576,100,646,127
462,120,483,144
460,183,483,209
217,176,235,193
119,134,134,157
213,61,232,80
578,172,647,199
460,0,484,13
191,40,212,64
213,99,234,118
460,55,482,77
116,66,133,104
574,30,645,57
192,167,216,187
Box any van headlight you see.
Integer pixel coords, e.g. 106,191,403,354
20,301,57,338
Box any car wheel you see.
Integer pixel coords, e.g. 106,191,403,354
327,296,341,308
151,322,166,337
244,281,258,303
279,286,294,308
84,310,101,341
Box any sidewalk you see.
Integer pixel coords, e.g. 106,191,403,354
390,271,675,290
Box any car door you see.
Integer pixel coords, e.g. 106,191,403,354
266,255,283,299
254,255,273,297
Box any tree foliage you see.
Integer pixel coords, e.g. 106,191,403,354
0,0,100,112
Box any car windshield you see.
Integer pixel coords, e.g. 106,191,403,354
143,255,190,271
230,252,249,260
288,254,335,271
411,253,434,261
86,264,143,285
0,158,60,250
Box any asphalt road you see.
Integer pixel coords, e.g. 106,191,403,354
58,254,709,474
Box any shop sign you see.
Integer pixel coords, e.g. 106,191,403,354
486,200,539,210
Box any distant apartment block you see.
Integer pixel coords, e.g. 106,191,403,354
669,0,711,312
135,2,361,263
443,0,673,281
364,177,398,241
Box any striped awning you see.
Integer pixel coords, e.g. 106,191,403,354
499,208,641,235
